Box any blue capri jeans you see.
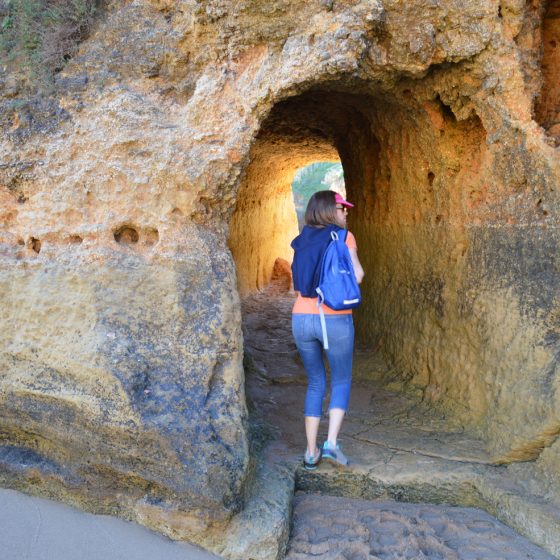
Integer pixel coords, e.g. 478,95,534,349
292,313,354,418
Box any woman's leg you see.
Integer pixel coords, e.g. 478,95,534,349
327,408,345,446
305,416,321,456
324,315,354,447
292,314,327,456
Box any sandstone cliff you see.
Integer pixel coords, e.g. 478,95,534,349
1,0,559,553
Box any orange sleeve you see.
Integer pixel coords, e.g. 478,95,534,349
345,231,357,249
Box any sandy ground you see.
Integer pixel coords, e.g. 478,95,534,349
0,488,219,560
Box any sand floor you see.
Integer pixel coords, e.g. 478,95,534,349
0,488,219,560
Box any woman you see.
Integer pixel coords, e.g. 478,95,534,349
291,190,364,470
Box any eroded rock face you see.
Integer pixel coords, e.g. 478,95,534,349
0,224,248,538
1,0,559,550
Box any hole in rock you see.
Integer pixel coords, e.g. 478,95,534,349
231,82,487,393
67,235,83,244
229,90,381,298
230,85,499,520
143,228,159,246
113,226,139,245
535,0,560,145
28,237,41,253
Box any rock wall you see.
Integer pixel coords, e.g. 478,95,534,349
535,0,560,145
1,0,559,548
0,224,249,537
228,140,300,296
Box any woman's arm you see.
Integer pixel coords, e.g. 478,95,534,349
349,247,365,284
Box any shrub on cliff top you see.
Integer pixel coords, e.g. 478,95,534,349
0,0,99,92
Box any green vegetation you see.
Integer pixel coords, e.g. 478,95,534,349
291,161,345,228
0,0,99,91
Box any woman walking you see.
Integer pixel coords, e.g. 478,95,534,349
291,190,364,470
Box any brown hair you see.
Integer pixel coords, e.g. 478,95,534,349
304,190,340,227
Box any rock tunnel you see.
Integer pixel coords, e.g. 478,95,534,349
228,79,558,464
228,82,487,351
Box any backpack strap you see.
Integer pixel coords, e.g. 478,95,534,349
316,287,328,350
315,229,343,350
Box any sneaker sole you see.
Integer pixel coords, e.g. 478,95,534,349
321,450,349,468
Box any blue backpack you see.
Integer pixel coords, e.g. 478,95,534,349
316,229,361,349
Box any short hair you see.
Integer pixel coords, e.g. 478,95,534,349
304,190,339,227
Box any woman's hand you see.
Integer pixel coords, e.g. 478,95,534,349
349,247,365,284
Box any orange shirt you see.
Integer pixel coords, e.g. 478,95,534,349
292,231,357,315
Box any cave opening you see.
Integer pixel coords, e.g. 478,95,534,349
229,83,488,430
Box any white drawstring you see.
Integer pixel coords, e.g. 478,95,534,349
316,288,329,350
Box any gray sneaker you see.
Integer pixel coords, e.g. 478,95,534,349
303,448,322,470
322,441,349,466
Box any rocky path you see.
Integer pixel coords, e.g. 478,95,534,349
287,495,553,560
242,286,559,560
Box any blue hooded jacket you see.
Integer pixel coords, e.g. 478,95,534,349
291,224,343,297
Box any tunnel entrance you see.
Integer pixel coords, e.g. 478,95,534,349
228,88,383,302
229,84,486,358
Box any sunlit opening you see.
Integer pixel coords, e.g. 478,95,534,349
291,162,345,231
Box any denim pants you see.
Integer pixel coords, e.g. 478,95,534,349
292,313,354,417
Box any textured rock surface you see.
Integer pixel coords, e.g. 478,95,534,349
0,0,559,554
0,230,249,539
287,495,555,560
